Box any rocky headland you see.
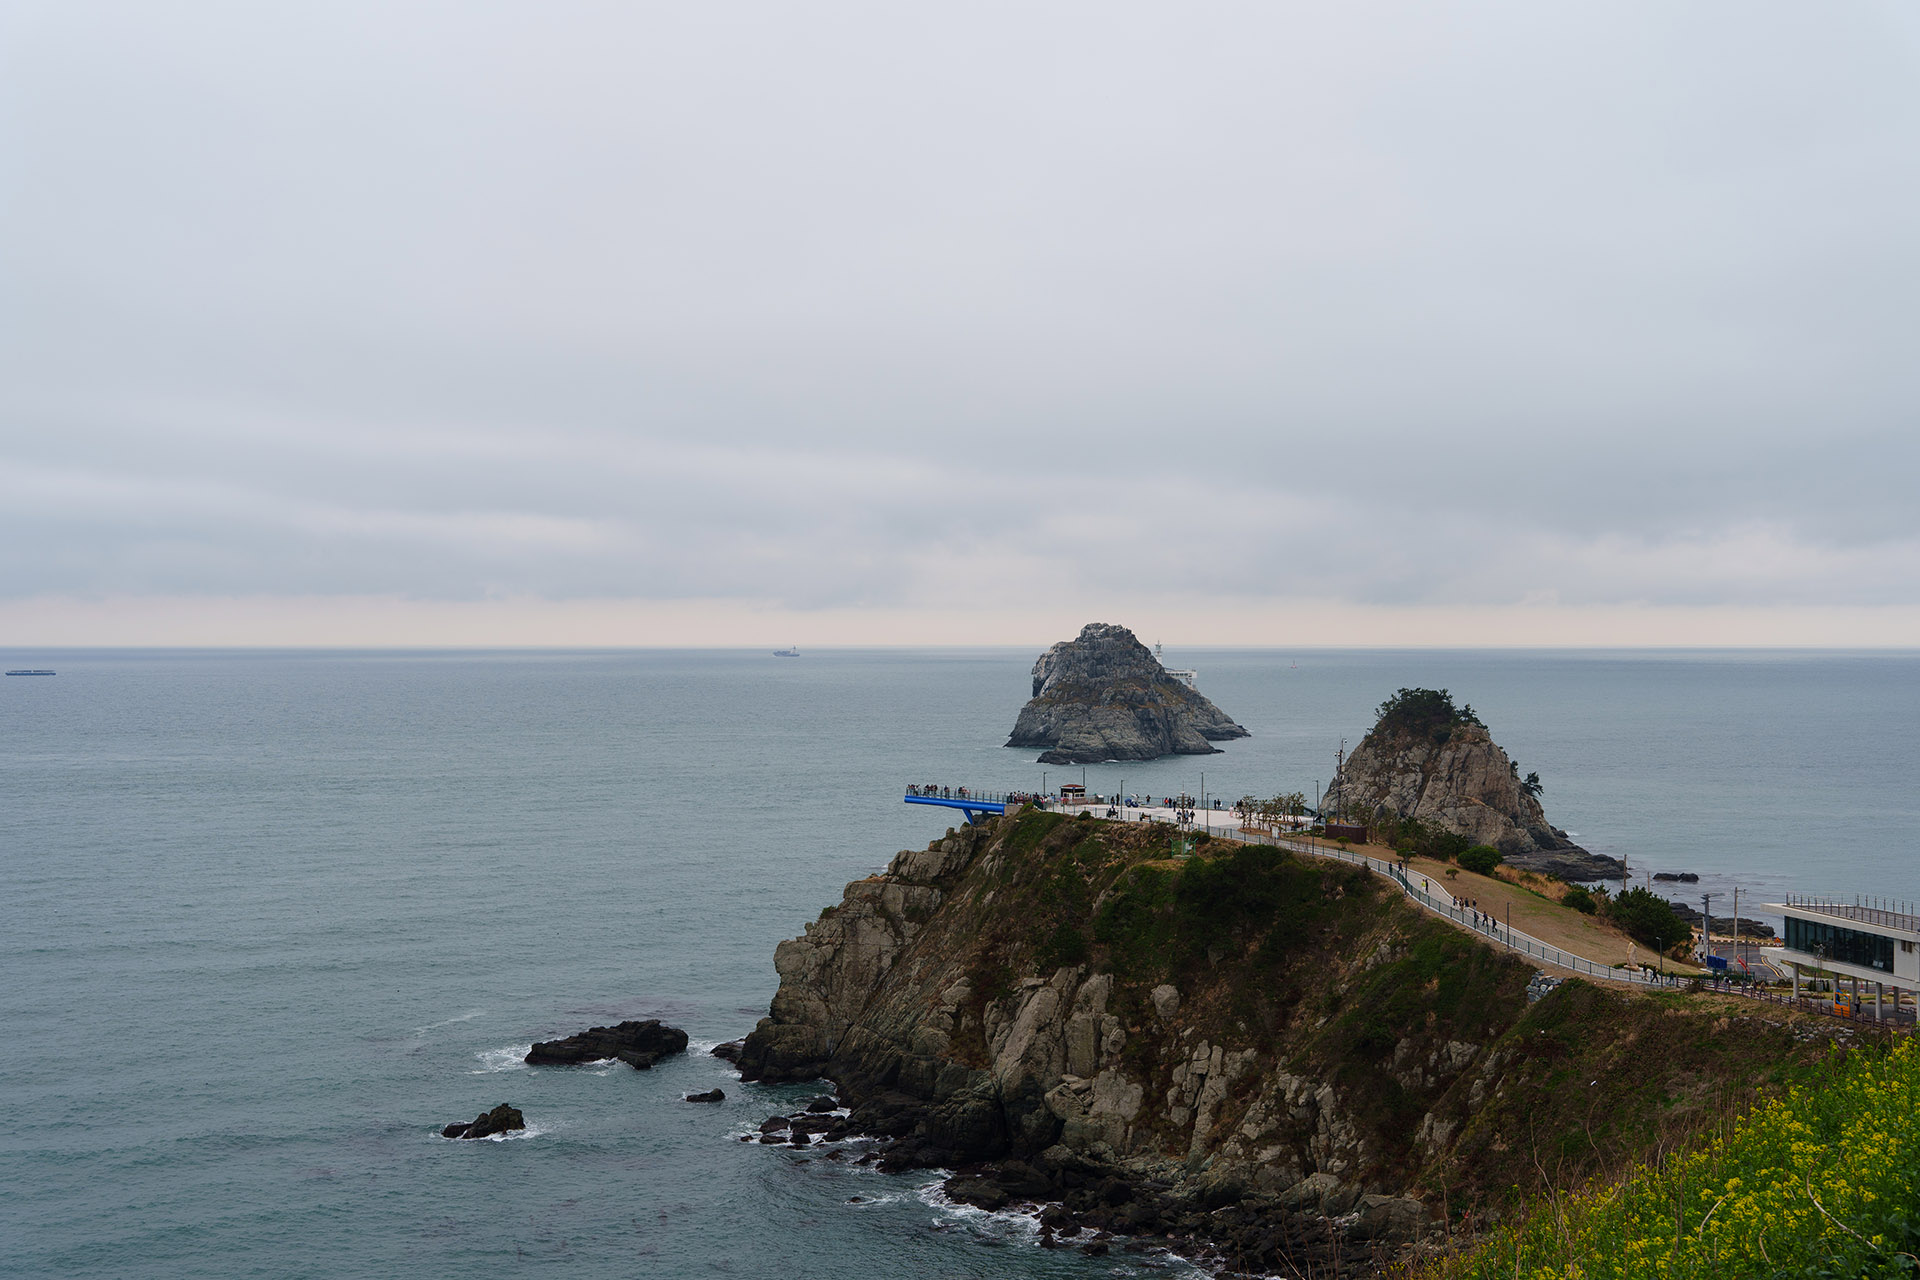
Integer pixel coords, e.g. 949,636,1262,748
1325,688,1624,881
738,809,1811,1273
1004,624,1248,764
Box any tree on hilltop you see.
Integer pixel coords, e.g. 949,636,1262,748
1372,688,1484,741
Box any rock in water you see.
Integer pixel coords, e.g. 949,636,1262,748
442,1103,525,1139
1004,624,1248,764
684,1088,726,1103
1325,688,1624,880
524,1019,689,1069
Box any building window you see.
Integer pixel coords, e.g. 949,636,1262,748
1786,917,1894,973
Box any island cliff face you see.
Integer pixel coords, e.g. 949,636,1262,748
1005,624,1248,764
1328,693,1624,881
738,810,1797,1272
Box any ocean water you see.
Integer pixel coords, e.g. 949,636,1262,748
4,647,1917,1278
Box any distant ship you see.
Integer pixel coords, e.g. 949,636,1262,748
772,647,800,658
5,669,55,676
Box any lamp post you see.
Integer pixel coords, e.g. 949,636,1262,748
1704,898,1720,990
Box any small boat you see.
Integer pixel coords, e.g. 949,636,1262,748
5,669,55,676
772,647,800,658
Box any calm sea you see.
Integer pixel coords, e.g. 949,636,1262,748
4,648,1916,1278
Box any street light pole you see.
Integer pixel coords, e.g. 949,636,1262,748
1702,893,1713,972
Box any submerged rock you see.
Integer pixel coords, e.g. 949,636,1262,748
1004,623,1247,764
525,1019,689,1069
684,1088,726,1103
442,1103,525,1139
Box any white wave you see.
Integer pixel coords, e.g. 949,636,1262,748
480,1121,551,1142
470,1045,532,1074
914,1180,1212,1275
435,1120,553,1143
415,1009,487,1035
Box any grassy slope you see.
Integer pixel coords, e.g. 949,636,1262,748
1418,981,1834,1215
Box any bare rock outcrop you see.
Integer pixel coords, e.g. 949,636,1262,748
1326,689,1624,880
441,1102,524,1139
1004,624,1248,764
525,1019,688,1069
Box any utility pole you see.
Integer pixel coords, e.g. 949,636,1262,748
1702,893,1713,972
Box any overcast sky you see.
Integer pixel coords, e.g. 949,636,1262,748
5,1,1920,646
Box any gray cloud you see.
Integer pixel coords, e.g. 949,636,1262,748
4,1,1919,624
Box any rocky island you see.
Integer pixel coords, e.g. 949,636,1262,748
1326,688,1624,881
738,808,1808,1272
525,1019,688,1069
1004,623,1248,764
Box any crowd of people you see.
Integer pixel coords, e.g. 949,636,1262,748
905,785,1047,806
907,784,1224,812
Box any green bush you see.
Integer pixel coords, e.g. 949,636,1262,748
1458,845,1503,875
1606,887,1690,952
1561,884,1599,915
1377,813,1473,862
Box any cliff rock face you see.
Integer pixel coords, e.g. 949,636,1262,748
1005,624,1248,764
1328,704,1623,881
737,811,1812,1271
740,811,1526,1270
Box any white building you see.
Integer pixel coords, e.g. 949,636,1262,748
1768,895,1919,1020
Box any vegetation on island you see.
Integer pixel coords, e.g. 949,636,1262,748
1433,1035,1920,1280
1374,687,1484,741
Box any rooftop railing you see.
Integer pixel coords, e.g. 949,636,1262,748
1782,894,1920,934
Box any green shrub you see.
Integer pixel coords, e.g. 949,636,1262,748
1561,884,1598,915
1606,887,1690,952
1458,845,1502,875
1037,919,1090,968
